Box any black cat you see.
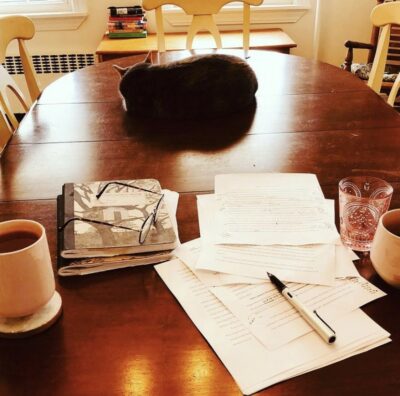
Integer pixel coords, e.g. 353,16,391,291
114,53,258,119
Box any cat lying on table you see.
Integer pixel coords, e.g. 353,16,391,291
114,52,258,119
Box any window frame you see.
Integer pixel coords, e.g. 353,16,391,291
0,0,88,31
160,0,311,28
0,0,73,14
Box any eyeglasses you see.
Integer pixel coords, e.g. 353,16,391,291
59,181,164,244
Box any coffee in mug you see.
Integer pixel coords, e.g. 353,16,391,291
0,220,55,318
0,231,40,253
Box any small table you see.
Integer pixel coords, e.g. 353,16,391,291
96,29,297,61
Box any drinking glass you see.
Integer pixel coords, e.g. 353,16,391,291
338,176,393,252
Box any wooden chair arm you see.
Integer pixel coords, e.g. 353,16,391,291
344,41,375,50
343,41,375,72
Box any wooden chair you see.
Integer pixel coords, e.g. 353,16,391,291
0,65,30,132
368,1,400,106
142,0,263,52
0,15,40,131
343,0,400,104
0,103,14,156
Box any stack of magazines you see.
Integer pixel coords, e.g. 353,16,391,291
57,179,179,276
107,6,147,39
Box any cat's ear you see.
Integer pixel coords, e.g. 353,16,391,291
143,51,152,64
113,65,129,78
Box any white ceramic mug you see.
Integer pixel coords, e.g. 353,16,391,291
0,220,55,317
370,209,400,288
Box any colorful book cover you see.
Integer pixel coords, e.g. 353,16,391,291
108,31,148,39
108,16,146,22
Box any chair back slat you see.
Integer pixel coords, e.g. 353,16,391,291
368,1,400,105
0,102,14,156
142,0,263,52
388,25,400,66
0,15,41,153
0,65,30,130
0,16,40,103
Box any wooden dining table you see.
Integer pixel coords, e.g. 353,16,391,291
1,49,400,396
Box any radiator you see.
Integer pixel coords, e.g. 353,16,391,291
1,53,96,112
3,53,96,75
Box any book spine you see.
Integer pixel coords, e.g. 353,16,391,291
108,16,146,22
108,27,146,32
108,32,148,38
108,6,144,17
108,19,145,24
56,194,67,272
108,29,146,34
108,22,146,29
62,183,75,251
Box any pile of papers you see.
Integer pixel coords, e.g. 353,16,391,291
155,174,390,395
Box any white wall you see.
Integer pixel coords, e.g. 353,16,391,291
26,0,141,54
317,0,376,66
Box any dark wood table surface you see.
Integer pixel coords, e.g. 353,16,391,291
1,50,400,396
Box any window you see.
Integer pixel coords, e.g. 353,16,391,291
0,0,74,14
162,0,310,27
0,0,88,30
165,0,304,10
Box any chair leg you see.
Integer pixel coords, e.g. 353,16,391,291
343,47,353,72
187,15,222,50
388,73,400,106
155,7,166,53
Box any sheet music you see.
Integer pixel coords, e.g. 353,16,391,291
211,277,386,349
155,259,390,395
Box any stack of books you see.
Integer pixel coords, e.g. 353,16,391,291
57,179,178,276
107,6,147,39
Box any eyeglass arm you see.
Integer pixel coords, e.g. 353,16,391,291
96,181,163,199
58,217,135,232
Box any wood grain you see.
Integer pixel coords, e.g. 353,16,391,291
0,196,399,396
1,50,400,396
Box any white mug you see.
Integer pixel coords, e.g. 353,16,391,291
370,209,400,288
0,220,55,317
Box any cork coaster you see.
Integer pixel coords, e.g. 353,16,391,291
0,291,62,338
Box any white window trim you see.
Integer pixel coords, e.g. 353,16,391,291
162,0,310,28
0,0,88,31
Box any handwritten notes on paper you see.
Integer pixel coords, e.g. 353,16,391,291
214,194,340,245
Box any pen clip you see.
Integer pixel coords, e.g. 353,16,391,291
313,310,336,334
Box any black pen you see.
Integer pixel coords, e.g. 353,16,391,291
267,272,336,344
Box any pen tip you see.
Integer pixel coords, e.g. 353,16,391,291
267,272,272,278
